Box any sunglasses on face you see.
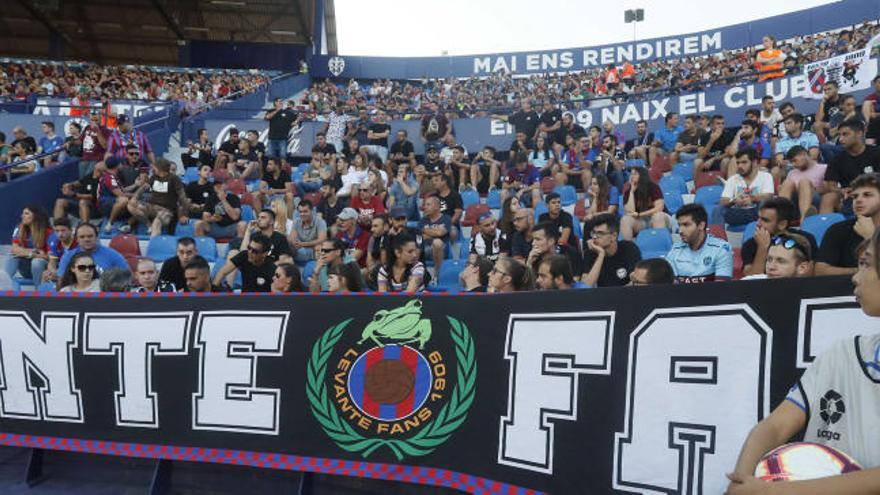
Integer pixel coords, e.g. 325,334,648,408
128,152,139,156
75,264,96,272
247,246,265,255
319,247,338,254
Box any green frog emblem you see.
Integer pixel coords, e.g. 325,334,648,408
357,299,432,349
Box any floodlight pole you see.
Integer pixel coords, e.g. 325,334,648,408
624,9,645,44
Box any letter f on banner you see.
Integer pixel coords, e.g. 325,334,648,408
498,312,614,474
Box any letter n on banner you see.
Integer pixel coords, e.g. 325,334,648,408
497,311,614,474
613,305,771,495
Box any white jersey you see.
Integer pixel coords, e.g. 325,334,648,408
786,333,880,469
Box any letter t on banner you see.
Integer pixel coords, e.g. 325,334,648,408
497,312,614,474
193,312,289,435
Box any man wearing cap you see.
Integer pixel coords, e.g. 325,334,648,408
470,213,505,262
128,158,189,237
336,207,371,267
388,205,422,250
79,109,109,178
195,180,242,239
105,114,155,165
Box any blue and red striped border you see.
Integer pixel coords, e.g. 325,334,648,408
0,290,490,298
0,433,541,495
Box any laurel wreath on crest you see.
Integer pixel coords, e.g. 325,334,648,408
305,316,477,461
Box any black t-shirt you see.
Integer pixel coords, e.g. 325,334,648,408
318,197,348,227
560,123,586,146
204,193,242,227
423,158,448,176
186,181,215,207
158,256,186,290
817,219,863,269
437,190,463,222
78,175,100,200
314,143,337,156
540,109,563,143
677,129,706,148
268,109,297,140
389,140,414,163
821,96,842,123
698,130,734,157
234,149,258,165
625,132,655,153
582,240,642,287
509,110,540,138
230,251,276,292
264,231,292,262
368,123,391,147
510,231,531,258
369,233,390,261
826,146,880,188
263,170,291,191
741,228,818,267
538,211,577,247
219,139,238,155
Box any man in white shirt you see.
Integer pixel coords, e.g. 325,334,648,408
711,149,775,226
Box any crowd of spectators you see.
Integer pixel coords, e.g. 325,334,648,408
300,23,879,119
5,68,879,293
1,60,269,110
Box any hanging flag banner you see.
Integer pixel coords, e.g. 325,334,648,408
0,277,868,494
805,48,878,98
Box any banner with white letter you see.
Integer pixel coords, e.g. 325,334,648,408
0,276,867,494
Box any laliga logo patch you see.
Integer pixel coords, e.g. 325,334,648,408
306,299,476,460
328,56,346,77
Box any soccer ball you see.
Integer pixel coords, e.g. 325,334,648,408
754,442,862,482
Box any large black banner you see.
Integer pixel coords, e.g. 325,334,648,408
0,277,874,494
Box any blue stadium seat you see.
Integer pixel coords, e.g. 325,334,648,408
11,277,34,291
694,185,723,210
436,259,466,290
176,220,195,238
146,235,178,261
182,167,200,184
534,202,549,220
210,261,241,290
801,213,845,246
36,281,57,292
292,169,305,183
194,236,219,262
459,239,471,259
671,162,694,183
743,221,758,242
660,175,687,196
553,185,577,206
663,191,684,215
240,205,256,222
461,189,480,210
572,281,592,289
486,189,502,210
572,216,583,240
635,228,673,260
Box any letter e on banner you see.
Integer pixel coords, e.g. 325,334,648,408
193,311,288,435
613,306,771,494
498,312,614,474
0,312,82,422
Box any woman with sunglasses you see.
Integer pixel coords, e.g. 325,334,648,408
487,257,534,293
377,233,425,293
270,262,305,293
727,229,880,493
327,262,363,294
57,252,100,292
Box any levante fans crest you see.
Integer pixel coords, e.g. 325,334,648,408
306,300,476,461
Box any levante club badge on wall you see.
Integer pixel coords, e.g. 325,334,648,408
307,299,477,460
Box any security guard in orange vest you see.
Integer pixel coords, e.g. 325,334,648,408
755,35,786,82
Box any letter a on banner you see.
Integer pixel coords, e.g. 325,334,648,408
613,306,772,494
498,312,614,474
